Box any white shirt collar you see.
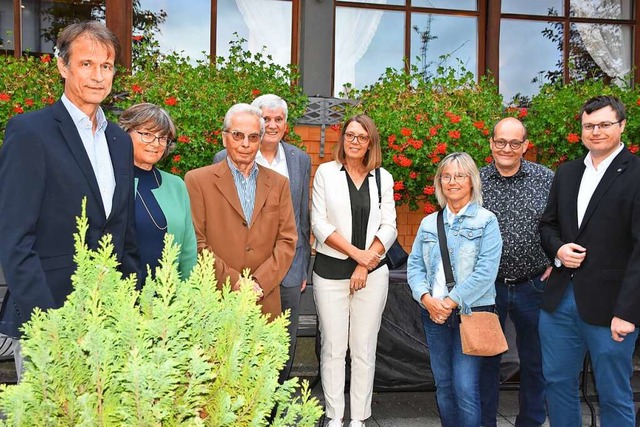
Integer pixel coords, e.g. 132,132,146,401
61,94,107,132
583,143,624,172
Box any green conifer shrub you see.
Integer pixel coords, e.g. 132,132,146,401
0,200,322,426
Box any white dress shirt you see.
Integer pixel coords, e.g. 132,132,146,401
255,142,289,179
577,143,624,228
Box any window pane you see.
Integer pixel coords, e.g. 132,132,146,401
413,0,476,11
500,19,561,102
410,13,478,81
334,8,404,96
139,0,210,61
569,22,632,82
20,0,106,55
571,0,632,20
0,0,14,52
217,0,291,67
340,0,405,5
502,0,563,16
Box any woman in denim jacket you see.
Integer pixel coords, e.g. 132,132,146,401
407,152,502,427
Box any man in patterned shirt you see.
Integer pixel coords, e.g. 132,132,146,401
479,117,553,427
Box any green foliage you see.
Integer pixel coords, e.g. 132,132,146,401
525,79,640,167
345,64,504,211
0,36,307,176
113,35,307,175
0,200,322,426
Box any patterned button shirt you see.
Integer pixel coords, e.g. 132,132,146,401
480,159,554,279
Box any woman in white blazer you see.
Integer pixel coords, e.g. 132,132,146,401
311,114,398,427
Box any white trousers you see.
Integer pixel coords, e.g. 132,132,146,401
313,266,389,421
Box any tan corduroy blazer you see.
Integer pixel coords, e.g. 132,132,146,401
185,160,297,320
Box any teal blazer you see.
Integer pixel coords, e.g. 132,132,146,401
135,169,197,279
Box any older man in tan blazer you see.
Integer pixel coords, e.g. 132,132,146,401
185,103,297,319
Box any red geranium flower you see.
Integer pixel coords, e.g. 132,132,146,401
0,93,10,102
401,127,412,137
13,105,24,114
423,202,437,215
177,135,191,143
423,185,435,195
629,144,639,154
393,193,402,202
448,130,461,139
472,120,485,130
42,96,55,105
436,143,447,154
388,134,396,143
393,181,405,191
172,155,181,163
429,127,438,137
485,156,494,164
171,167,181,174
132,35,144,42
131,84,143,94
636,99,640,106
40,54,51,63
445,112,461,123
252,89,261,96
24,98,34,107
408,138,423,150
393,154,412,168
164,96,178,106
330,124,341,133
567,133,580,144
518,108,528,118
431,156,441,164
409,171,418,179
482,129,490,136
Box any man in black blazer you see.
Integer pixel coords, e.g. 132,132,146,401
539,95,640,427
0,22,139,374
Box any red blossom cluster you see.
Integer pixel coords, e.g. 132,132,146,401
393,193,402,201
330,124,341,133
429,126,440,137
177,135,191,144
445,111,461,123
0,93,10,102
423,202,437,215
132,35,144,42
252,89,261,96
485,156,494,164
40,54,51,63
567,133,580,144
436,143,447,154
42,96,55,105
393,181,405,191
131,84,143,94
393,154,412,168
407,138,423,150
400,127,412,137
409,171,418,179
172,155,181,163
164,97,178,106
24,98,34,107
629,144,639,154
423,185,435,195
415,113,428,121
171,166,181,175
13,105,24,114
448,130,461,139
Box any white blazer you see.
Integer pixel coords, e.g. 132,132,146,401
312,161,398,260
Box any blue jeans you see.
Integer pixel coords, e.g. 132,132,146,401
422,306,493,427
480,275,546,427
539,282,639,427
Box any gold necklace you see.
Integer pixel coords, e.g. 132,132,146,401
136,168,167,231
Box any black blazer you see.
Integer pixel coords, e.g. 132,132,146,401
0,100,140,338
539,147,640,327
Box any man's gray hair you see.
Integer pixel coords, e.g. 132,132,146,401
251,94,288,121
223,103,265,135
57,21,121,66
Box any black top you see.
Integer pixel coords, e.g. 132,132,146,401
134,166,167,286
315,169,383,280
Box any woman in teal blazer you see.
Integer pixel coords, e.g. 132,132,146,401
119,103,197,284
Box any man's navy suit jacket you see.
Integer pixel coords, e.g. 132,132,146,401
539,147,640,327
0,100,140,338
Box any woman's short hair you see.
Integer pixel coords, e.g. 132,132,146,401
118,103,177,159
222,103,265,135
251,94,288,121
434,152,483,208
333,114,382,172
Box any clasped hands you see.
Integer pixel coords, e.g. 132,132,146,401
422,294,455,325
350,249,382,293
232,278,264,301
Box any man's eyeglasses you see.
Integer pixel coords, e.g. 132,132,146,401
344,132,370,144
581,120,622,131
224,130,262,143
136,131,171,147
440,173,469,184
492,139,525,150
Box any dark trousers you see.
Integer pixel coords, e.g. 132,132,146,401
278,283,302,383
480,275,546,427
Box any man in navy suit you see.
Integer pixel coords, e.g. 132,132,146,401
539,95,640,426
214,94,311,382
0,21,139,375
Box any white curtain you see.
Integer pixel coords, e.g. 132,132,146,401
573,0,631,84
334,2,386,96
235,0,291,67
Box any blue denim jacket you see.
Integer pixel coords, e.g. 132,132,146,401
407,203,502,314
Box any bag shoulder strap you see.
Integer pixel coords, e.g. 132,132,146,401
437,209,455,291
375,168,381,208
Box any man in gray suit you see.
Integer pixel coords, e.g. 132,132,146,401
213,94,311,382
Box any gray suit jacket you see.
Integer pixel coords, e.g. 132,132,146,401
213,142,311,288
